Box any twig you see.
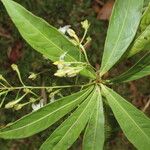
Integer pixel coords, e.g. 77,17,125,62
142,98,150,112
0,82,95,91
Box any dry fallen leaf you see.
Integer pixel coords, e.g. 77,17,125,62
97,0,115,20
7,41,23,63
95,0,104,5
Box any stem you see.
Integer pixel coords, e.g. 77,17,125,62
15,89,21,100
80,29,88,44
18,75,25,86
13,66,26,86
36,69,51,76
0,83,94,91
64,62,87,65
0,82,6,87
79,26,90,65
0,92,8,108
80,44,90,65
142,99,150,112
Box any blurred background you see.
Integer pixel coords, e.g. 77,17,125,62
0,0,150,149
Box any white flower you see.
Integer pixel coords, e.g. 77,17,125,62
32,101,43,111
58,25,71,34
50,95,55,103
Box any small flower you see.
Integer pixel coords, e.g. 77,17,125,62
32,101,44,111
5,93,27,109
58,25,71,34
53,52,70,70
54,69,66,77
49,89,60,102
5,100,20,109
50,94,55,102
23,88,31,94
11,64,25,86
86,36,92,44
11,64,19,71
67,67,83,77
53,61,65,70
67,29,80,43
14,103,27,110
29,97,37,103
81,20,90,30
53,53,84,78
84,36,92,48
28,72,37,80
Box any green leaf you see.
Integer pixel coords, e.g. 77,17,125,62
83,88,104,150
100,0,144,76
140,2,150,31
127,3,150,57
144,0,150,7
40,86,99,150
101,84,150,150
1,0,95,79
110,52,150,83
127,25,150,57
0,87,93,139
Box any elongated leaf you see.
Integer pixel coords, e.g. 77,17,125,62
101,84,150,150
83,88,104,150
127,25,150,58
110,52,150,83
1,0,95,79
100,0,144,76
127,3,150,57
140,2,150,31
0,86,93,139
40,86,99,150
1,0,77,62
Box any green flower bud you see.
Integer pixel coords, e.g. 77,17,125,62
81,20,90,30
14,103,26,110
67,29,79,43
54,69,66,77
28,73,37,80
5,100,20,109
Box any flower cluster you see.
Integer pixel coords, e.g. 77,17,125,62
53,52,85,77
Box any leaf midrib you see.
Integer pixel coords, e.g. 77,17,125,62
101,1,130,75
0,88,91,135
54,89,97,148
106,87,150,142
112,52,150,82
9,1,77,62
91,96,100,150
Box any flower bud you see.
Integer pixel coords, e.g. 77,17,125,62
81,20,90,30
5,100,20,109
28,73,37,80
